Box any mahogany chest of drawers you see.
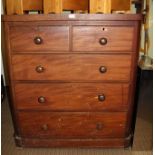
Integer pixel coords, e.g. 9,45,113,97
3,14,142,148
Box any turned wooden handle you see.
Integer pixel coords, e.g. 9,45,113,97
41,124,48,131
38,96,46,103
99,66,107,73
36,65,45,73
34,36,43,45
98,94,105,102
96,122,103,130
99,37,107,45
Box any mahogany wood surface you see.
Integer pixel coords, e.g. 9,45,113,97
3,14,142,148
125,21,141,137
73,26,134,52
10,26,69,51
18,112,127,138
11,54,132,81
14,83,129,111
20,137,129,148
2,14,142,22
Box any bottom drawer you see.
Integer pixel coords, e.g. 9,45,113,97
18,112,127,139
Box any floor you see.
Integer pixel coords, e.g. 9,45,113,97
1,75,153,155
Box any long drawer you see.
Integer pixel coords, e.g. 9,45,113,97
14,83,129,111
73,26,134,52
10,26,69,52
12,54,132,81
18,112,127,139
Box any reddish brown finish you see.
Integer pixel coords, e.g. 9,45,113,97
63,0,89,11
23,0,43,11
3,14,142,148
73,26,134,52
10,26,69,52
14,83,129,111
18,137,128,148
12,54,132,81
2,14,142,22
18,112,127,138
125,21,142,137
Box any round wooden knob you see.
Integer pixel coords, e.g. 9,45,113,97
36,66,44,73
99,37,107,45
98,94,105,102
38,96,46,103
41,124,48,131
96,122,103,130
34,36,43,45
99,66,107,73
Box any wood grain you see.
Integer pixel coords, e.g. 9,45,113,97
20,137,128,148
63,0,88,11
90,0,111,13
14,0,23,14
44,0,62,14
14,83,129,111
10,26,69,52
6,0,15,15
73,26,134,52
6,0,24,15
5,0,131,15
111,0,131,11
11,54,132,81
2,14,142,22
18,112,127,138
23,0,43,11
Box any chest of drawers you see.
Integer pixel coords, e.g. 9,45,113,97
3,14,142,148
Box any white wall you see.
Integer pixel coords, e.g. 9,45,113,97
148,0,153,58
1,0,6,85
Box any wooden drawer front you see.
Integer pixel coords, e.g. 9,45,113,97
15,83,129,111
18,112,127,138
73,26,134,52
10,26,69,52
12,54,131,81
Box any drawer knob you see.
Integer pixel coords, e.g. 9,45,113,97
99,37,107,45
36,66,45,73
98,94,105,102
34,36,43,45
38,96,46,103
96,122,103,130
99,66,107,73
41,124,48,131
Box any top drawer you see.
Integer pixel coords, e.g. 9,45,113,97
10,26,69,52
73,26,134,52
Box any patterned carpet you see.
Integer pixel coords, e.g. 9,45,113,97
1,94,152,155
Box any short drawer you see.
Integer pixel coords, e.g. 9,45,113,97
73,26,134,52
18,112,127,139
14,83,129,111
12,54,132,81
10,26,69,52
